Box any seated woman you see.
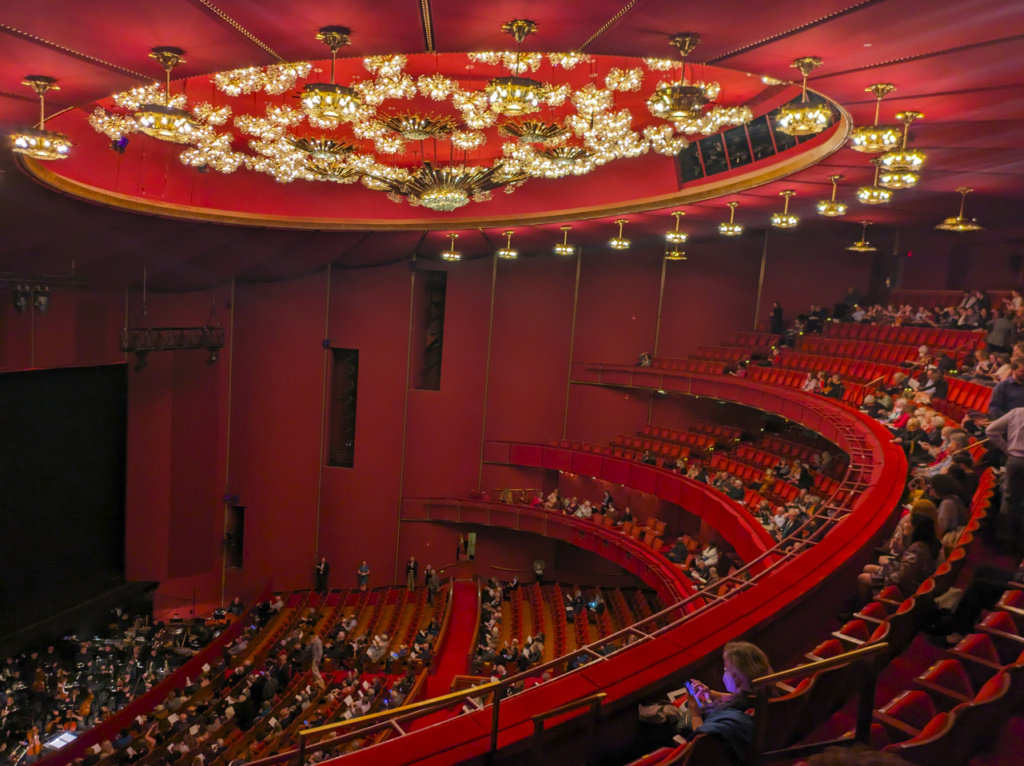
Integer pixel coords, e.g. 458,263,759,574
857,515,939,605
543,489,561,510
800,372,819,393
885,398,911,429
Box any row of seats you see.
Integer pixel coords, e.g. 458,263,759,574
690,421,744,443
798,336,928,364
692,345,753,363
548,584,568,658
724,331,780,348
822,321,981,351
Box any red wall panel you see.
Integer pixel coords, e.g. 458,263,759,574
225,273,326,593
319,263,411,589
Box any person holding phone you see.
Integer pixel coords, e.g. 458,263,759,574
678,642,773,764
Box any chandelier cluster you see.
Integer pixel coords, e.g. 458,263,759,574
646,33,752,136
75,21,755,210
776,57,830,136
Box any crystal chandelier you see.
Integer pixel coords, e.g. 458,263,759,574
776,57,830,136
817,175,848,216
857,161,894,205
486,20,544,116
301,27,362,128
666,211,688,243
370,161,523,211
610,219,630,250
935,188,984,232
135,48,199,144
554,225,575,256
771,190,799,228
499,119,567,144
10,76,72,160
849,84,901,153
442,232,462,261
878,111,925,173
647,33,751,135
496,230,519,259
377,113,458,141
287,137,357,161
719,201,743,236
846,221,877,252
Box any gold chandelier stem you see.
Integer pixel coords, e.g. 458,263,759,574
874,97,881,126
38,92,46,129
831,182,837,202
801,73,808,103
959,194,967,218
901,122,909,149
166,68,171,106
330,50,336,84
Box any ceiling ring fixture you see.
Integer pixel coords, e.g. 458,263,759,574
849,84,901,153
771,189,799,228
857,159,894,205
610,219,631,250
776,57,830,136
817,174,848,216
10,75,72,160
135,47,199,144
846,220,877,252
719,201,743,236
935,187,984,232
665,211,688,243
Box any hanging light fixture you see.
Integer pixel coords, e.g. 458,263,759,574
771,190,799,228
879,169,919,190
442,232,462,261
849,84,901,153
857,160,894,205
935,187,984,232
817,175,848,216
135,48,199,143
665,245,687,261
496,230,519,259
486,20,544,116
666,211,688,244
10,76,73,161
719,201,743,236
878,111,925,173
554,225,575,256
647,33,751,134
376,113,459,141
776,57,830,136
846,221,877,252
301,27,362,126
610,219,631,250
500,119,568,144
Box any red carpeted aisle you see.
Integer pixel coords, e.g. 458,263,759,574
426,580,478,698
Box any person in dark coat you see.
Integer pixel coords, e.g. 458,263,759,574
769,301,783,335
315,557,330,592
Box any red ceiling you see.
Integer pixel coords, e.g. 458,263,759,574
1,0,1022,289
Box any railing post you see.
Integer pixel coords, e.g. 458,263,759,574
586,697,602,765
855,654,880,744
749,686,771,765
488,687,502,764
297,734,306,766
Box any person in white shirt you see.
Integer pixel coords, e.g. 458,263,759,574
701,544,719,568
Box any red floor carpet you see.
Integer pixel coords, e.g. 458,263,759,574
426,580,479,698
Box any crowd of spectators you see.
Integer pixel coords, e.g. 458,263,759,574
0,606,237,766
470,578,545,680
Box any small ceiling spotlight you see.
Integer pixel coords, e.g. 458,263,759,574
610,219,630,250
208,348,220,364
134,351,149,372
554,225,575,256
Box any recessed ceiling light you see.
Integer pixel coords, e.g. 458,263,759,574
863,43,872,47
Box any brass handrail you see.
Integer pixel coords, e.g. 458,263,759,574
751,641,887,689
531,692,607,724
